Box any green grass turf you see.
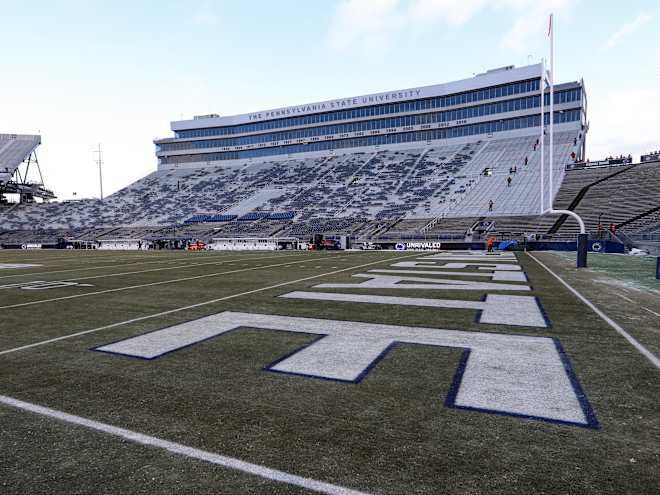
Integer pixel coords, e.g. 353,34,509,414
539,252,660,357
551,251,660,296
0,249,658,494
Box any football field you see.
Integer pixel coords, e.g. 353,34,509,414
0,248,658,494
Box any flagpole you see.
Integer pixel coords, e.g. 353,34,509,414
540,58,545,214
549,13,554,208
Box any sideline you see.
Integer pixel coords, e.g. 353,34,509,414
528,252,659,368
0,253,418,355
0,394,369,495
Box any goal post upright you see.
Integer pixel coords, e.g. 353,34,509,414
540,13,588,268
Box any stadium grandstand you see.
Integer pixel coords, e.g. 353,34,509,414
0,133,54,206
0,64,658,251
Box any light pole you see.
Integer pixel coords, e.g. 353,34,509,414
94,143,104,200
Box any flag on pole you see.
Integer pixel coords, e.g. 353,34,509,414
548,13,553,36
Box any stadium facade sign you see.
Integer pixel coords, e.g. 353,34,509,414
170,64,543,130
246,89,423,122
21,243,42,249
396,241,442,250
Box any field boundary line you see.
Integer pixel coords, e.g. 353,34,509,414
0,253,418,355
0,394,370,495
528,252,660,369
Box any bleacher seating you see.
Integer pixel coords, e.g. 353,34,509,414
0,134,41,185
557,162,660,234
6,127,656,243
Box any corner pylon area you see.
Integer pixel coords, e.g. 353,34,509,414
0,249,657,494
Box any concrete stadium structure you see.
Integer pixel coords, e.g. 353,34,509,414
2,64,658,250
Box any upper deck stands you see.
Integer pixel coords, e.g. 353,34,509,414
0,134,41,185
156,64,585,168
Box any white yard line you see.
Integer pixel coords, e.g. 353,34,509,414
0,252,180,265
0,252,262,280
642,307,660,318
0,259,181,280
528,252,660,369
0,395,370,495
0,253,417,355
0,252,303,284
0,255,327,310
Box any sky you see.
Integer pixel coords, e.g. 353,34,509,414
1,0,658,200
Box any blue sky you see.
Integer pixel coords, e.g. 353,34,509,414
1,0,658,200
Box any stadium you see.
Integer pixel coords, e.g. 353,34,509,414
0,4,658,495
1,63,658,253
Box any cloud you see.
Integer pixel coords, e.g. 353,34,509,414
499,0,574,53
327,0,402,53
587,85,660,161
327,0,577,55
408,0,488,26
606,13,652,48
191,1,221,26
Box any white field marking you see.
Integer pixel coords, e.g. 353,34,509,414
0,256,190,280
642,307,660,318
441,262,520,271
369,268,527,282
0,280,47,289
1,280,92,290
420,252,517,260
422,251,516,258
316,273,530,292
392,260,520,271
0,252,304,286
0,254,331,310
419,256,518,262
0,252,244,271
95,312,586,425
0,263,42,269
0,280,92,291
0,395,370,495
619,294,635,304
0,252,181,266
528,252,660,369
0,253,419,356
22,281,94,290
0,252,276,280
418,256,518,265
279,291,547,327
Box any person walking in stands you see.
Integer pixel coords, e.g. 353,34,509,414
488,199,493,212
524,156,528,166
507,176,512,187
486,237,495,253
